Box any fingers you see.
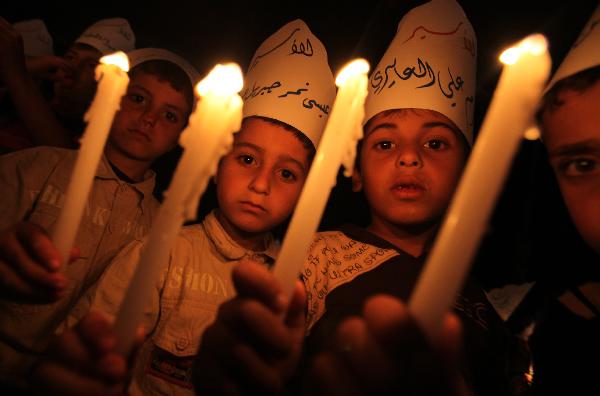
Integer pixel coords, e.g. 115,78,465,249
308,352,361,396
0,223,68,301
232,259,287,313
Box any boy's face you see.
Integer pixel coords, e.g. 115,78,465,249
106,71,190,162
216,118,311,235
542,81,600,254
52,44,102,115
353,109,467,232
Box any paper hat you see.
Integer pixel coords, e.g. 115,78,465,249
13,19,53,57
128,48,199,86
365,0,477,144
75,18,135,55
241,19,336,148
545,4,600,92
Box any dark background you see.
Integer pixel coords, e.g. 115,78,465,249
4,0,600,290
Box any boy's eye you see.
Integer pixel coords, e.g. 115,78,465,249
237,155,255,165
374,140,394,150
164,111,179,123
278,169,297,182
559,158,598,177
424,139,447,150
128,93,145,104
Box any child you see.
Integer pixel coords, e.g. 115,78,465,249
194,1,513,395
0,47,196,390
526,6,600,394
29,20,336,396
0,17,135,150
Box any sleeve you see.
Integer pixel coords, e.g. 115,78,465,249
0,147,61,230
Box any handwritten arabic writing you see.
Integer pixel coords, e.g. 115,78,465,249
241,80,329,117
402,22,463,44
290,38,314,56
249,28,301,71
371,57,466,106
463,35,476,58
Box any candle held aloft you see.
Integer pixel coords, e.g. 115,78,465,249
113,64,244,355
272,59,370,299
51,52,130,266
409,35,551,341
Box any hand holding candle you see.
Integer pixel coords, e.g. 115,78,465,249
113,63,244,355
409,34,551,341
51,52,130,266
272,59,370,299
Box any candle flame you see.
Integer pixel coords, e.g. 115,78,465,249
335,59,370,87
100,51,130,72
499,34,548,65
196,63,244,97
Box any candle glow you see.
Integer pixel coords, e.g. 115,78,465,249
113,63,244,355
272,59,370,298
51,51,130,266
409,34,551,341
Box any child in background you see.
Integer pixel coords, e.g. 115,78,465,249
194,1,513,395
29,20,336,396
528,6,600,394
0,18,135,150
0,47,197,391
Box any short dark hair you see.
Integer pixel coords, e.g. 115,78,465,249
129,60,194,115
242,115,316,162
537,65,600,122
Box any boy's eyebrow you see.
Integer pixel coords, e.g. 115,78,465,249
278,154,307,173
422,121,458,133
128,84,186,114
366,122,397,136
548,139,600,158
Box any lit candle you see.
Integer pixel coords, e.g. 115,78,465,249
409,34,551,341
273,59,370,298
52,52,130,266
114,63,244,355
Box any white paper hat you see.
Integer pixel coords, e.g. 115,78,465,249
13,19,53,57
241,19,336,148
365,0,477,144
128,48,199,86
75,18,135,55
545,4,600,92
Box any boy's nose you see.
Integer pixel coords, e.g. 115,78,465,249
249,168,270,195
140,110,158,127
396,148,422,168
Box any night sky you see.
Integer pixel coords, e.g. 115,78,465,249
4,0,600,289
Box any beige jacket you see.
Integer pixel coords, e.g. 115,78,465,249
91,210,279,396
0,146,158,383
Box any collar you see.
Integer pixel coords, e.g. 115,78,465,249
95,154,157,213
202,210,279,266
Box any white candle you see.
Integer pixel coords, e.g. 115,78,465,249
114,63,244,355
409,34,551,341
52,52,130,266
273,59,370,299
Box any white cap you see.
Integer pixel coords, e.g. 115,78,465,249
545,4,600,92
75,18,135,55
127,48,199,86
242,19,336,148
365,0,477,144
13,19,53,57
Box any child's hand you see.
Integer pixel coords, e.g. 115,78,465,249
29,311,135,396
194,258,307,395
306,295,469,396
0,222,76,302
25,55,70,82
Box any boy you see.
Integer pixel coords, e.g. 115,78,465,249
30,20,336,396
0,48,196,389
194,1,512,395
0,18,135,150
526,6,600,394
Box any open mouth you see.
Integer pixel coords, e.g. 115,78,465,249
391,182,425,198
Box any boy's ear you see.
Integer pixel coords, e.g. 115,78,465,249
351,168,363,192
